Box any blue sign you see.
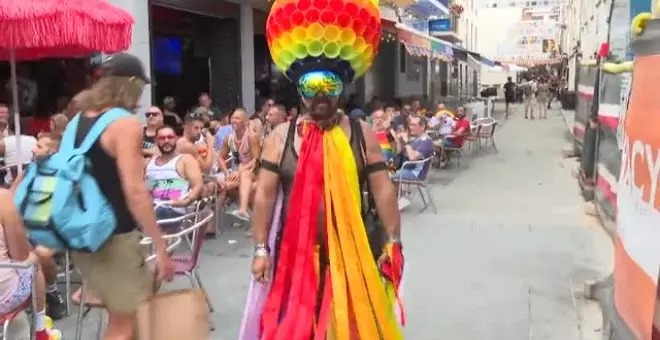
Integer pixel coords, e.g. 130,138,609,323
429,19,451,33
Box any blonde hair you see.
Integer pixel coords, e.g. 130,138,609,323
79,76,145,113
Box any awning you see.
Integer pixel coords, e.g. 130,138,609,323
379,5,399,29
495,56,563,67
467,53,481,71
380,0,416,6
396,23,454,61
406,0,450,17
490,62,528,72
479,56,496,67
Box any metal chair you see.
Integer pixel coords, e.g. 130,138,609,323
156,209,216,315
391,155,438,214
0,253,39,340
476,120,498,152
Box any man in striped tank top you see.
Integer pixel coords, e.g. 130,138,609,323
147,126,204,221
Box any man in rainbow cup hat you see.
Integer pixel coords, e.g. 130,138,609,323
238,0,405,339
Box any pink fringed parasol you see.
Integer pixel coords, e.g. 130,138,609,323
0,0,134,60
0,0,134,174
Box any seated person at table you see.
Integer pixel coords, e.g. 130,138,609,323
435,103,455,119
9,133,67,321
0,189,62,340
176,115,215,173
393,115,434,180
146,126,203,221
217,108,261,225
441,106,470,148
175,115,217,234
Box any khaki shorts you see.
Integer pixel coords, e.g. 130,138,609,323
71,230,153,314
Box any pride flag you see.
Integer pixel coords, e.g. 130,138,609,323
375,130,393,161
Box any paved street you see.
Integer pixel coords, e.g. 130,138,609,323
57,103,612,339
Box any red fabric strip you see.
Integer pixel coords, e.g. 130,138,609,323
314,269,333,340
261,125,325,340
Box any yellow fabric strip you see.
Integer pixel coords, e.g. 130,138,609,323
323,127,403,340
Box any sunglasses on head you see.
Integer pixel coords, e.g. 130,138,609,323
146,111,161,117
297,71,344,99
157,135,177,142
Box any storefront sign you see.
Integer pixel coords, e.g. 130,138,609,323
428,19,451,33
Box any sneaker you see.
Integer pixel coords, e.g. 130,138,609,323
45,291,67,320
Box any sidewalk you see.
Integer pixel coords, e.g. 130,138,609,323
401,102,612,339
56,103,612,339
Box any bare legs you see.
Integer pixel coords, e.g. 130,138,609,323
237,169,252,216
105,312,136,340
524,97,535,119
538,99,548,119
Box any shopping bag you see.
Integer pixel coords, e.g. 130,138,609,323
137,288,209,340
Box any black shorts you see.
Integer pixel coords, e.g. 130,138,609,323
505,95,515,104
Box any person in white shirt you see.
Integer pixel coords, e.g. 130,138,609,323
522,78,537,119
0,117,37,185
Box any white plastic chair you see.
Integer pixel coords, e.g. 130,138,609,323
391,155,438,213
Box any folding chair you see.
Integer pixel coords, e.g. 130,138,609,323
476,120,498,152
392,155,438,214
0,253,39,340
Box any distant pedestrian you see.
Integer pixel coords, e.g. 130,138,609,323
504,77,516,118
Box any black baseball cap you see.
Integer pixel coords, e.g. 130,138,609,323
100,53,150,84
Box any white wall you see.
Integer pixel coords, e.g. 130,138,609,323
107,0,152,121
481,68,517,87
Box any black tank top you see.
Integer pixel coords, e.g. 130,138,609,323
272,117,366,291
75,113,136,234
276,117,365,244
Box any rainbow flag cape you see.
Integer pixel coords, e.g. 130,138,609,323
259,124,403,340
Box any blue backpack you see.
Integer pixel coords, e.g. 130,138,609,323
14,108,131,252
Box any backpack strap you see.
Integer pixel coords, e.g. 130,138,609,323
60,114,81,151
71,108,132,155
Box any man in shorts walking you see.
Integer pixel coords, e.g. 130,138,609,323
72,53,174,339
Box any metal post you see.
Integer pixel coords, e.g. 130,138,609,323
8,50,23,176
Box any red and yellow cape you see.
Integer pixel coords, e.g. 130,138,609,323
260,123,403,340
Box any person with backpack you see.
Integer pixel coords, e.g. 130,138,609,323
14,53,174,339
522,77,537,119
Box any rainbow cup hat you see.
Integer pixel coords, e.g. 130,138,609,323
266,0,381,94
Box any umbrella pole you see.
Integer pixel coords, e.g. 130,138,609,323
9,49,23,176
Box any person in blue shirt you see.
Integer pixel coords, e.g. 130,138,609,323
393,115,434,181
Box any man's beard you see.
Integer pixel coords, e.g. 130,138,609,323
309,96,336,120
157,144,175,155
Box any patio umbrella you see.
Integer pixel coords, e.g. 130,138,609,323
0,0,134,176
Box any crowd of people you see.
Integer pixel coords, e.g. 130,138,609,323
503,73,562,119
0,50,477,339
